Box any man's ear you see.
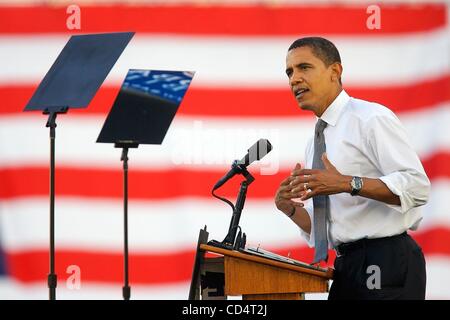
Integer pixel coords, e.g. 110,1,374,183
330,62,343,83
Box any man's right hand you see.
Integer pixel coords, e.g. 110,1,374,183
275,163,305,216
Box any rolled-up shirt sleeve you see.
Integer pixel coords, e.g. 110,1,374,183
365,111,431,214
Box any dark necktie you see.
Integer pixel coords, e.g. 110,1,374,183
312,119,329,263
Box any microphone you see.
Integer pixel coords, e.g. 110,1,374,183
213,139,273,190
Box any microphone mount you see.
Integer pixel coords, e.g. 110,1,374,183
209,160,255,250
226,160,256,187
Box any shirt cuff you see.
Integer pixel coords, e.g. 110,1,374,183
378,174,425,214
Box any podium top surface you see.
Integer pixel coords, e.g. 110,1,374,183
24,32,134,113
96,69,195,146
200,244,334,280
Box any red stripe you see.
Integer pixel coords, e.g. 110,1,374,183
4,227,450,284
2,75,449,117
5,249,195,285
0,5,446,35
0,152,448,200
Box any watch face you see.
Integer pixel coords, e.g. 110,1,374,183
351,177,362,196
352,177,362,190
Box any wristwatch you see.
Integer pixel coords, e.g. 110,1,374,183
350,176,363,196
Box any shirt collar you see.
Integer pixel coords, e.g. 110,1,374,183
319,89,350,127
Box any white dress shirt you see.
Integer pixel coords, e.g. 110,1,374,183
300,90,431,248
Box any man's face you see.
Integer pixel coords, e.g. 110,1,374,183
285,46,339,116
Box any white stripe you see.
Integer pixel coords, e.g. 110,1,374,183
400,105,450,159
423,255,450,299
0,103,448,169
0,197,304,252
0,29,448,87
418,179,450,230
0,278,192,300
0,183,447,252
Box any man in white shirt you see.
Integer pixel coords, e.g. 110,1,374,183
275,37,430,300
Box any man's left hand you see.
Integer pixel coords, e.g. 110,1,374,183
289,153,351,201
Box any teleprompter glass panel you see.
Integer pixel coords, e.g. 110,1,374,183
96,69,195,145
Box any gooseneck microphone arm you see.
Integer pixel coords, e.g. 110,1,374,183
209,139,272,250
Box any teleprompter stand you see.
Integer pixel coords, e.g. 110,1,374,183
23,32,134,300
45,107,67,300
116,142,138,300
97,69,195,299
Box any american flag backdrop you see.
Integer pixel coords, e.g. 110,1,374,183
0,0,449,299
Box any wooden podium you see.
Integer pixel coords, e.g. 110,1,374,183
189,228,333,300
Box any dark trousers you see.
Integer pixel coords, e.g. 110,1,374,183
328,232,426,300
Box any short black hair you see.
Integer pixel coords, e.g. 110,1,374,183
288,37,341,67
